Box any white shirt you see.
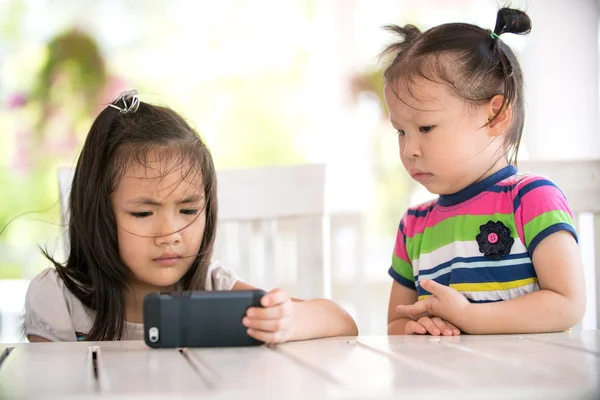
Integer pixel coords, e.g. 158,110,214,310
24,262,238,341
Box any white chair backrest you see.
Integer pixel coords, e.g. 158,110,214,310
57,164,330,299
214,164,330,299
519,160,600,329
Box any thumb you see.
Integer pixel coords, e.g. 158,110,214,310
262,288,287,307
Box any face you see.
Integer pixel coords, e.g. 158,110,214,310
111,155,206,292
384,77,505,195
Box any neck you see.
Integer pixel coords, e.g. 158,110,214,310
476,157,510,184
124,282,174,324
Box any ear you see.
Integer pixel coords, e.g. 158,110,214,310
487,95,512,137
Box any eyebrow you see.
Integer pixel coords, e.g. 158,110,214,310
127,194,204,206
391,109,440,126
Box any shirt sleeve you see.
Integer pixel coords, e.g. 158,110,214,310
388,212,416,290
513,175,578,257
204,261,239,291
24,268,77,342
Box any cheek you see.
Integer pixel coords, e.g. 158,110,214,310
183,214,207,244
452,130,489,159
399,153,410,169
116,226,146,263
429,131,469,159
114,214,151,259
397,137,407,158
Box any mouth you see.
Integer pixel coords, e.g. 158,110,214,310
153,253,182,266
409,169,434,183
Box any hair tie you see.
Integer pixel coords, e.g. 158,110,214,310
490,32,500,40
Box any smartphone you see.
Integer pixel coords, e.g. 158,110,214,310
143,290,266,348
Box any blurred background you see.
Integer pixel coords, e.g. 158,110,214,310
1,0,599,343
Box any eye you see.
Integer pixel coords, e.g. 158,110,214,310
130,212,152,218
419,125,434,133
180,209,199,215
396,130,406,136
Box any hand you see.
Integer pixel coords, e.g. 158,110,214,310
396,279,470,325
405,317,461,336
243,288,294,344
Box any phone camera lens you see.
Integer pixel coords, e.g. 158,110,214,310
148,327,159,343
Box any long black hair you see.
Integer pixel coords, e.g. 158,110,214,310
43,94,218,340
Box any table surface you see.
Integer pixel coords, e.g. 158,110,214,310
1,331,599,400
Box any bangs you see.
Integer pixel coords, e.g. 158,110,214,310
386,51,500,108
385,53,462,106
111,141,205,195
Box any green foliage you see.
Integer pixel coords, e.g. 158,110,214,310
32,29,107,117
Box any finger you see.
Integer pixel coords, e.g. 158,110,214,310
443,320,461,336
396,300,432,320
418,317,441,336
404,320,427,335
261,288,288,307
420,279,448,298
243,316,291,332
247,300,293,320
431,317,453,336
246,328,283,344
407,311,433,321
408,300,433,320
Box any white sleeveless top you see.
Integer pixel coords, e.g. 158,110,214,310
23,262,238,341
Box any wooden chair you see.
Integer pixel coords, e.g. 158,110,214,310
57,164,331,300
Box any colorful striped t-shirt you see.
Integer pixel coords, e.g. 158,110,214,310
389,165,578,303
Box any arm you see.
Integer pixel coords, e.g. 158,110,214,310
460,177,587,334
288,298,358,340
388,281,461,336
397,231,586,334
460,230,586,334
28,335,51,343
233,280,358,343
387,281,417,334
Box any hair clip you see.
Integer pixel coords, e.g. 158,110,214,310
108,89,140,113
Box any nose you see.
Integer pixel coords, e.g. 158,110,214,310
154,215,182,246
401,133,422,159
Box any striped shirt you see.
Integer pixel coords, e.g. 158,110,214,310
389,165,578,303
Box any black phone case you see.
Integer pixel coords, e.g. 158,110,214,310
143,290,266,348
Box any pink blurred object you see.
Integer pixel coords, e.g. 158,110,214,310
8,93,28,109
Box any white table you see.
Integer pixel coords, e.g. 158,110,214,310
1,331,599,400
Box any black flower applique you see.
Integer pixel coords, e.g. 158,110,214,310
476,220,514,261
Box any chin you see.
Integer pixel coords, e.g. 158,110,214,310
138,269,188,290
421,180,457,196
421,183,443,195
